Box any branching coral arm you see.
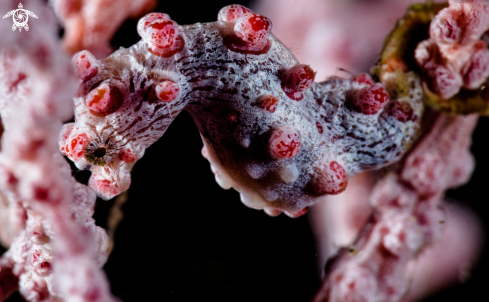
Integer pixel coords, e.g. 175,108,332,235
0,0,115,301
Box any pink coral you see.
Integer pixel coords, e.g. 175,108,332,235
416,0,489,99
0,0,114,301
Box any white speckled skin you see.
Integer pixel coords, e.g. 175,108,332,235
66,19,423,215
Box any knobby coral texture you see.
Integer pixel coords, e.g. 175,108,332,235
0,0,488,302
0,0,114,301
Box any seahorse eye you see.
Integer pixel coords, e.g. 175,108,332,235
93,146,107,158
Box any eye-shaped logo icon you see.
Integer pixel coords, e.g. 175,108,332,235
3,3,38,32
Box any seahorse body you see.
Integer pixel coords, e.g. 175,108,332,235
61,6,423,217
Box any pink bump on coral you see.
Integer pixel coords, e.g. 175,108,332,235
385,100,416,123
234,12,272,45
85,83,124,116
350,83,390,115
137,13,185,57
256,94,279,113
222,10,273,54
73,50,99,82
461,40,489,89
311,161,348,195
268,126,302,160
119,148,136,163
416,0,489,99
217,4,251,22
60,127,89,161
280,64,316,100
155,80,180,102
137,12,171,35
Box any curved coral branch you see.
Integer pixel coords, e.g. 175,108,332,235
63,6,423,218
0,1,114,301
312,112,477,302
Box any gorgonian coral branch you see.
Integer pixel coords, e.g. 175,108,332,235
0,0,114,301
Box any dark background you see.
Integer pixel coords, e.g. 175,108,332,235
3,0,489,301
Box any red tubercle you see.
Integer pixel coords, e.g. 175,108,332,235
119,149,136,163
148,20,178,48
138,13,185,57
73,50,98,82
350,83,389,115
280,64,316,100
386,101,416,123
234,13,272,44
223,12,272,55
351,73,375,85
86,84,124,116
257,95,278,113
147,36,185,57
269,126,301,159
155,80,180,102
218,5,251,22
93,179,121,197
310,161,348,195
137,13,171,37
59,123,74,154
62,132,89,161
